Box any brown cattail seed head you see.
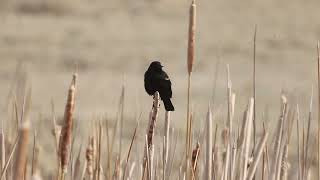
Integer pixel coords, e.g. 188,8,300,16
58,74,77,173
187,0,196,74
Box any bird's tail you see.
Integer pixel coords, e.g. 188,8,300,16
163,98,174,111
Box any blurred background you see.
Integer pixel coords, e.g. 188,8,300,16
0,0,319,176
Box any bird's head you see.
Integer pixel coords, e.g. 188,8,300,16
148,61,163,71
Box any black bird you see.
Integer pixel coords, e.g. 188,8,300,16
144,61,175,111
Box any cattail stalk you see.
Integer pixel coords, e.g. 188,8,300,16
186,1,196,178
58,74,77,177
142,92,160,179
163,111,170,180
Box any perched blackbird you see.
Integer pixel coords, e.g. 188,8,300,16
144,61,175,111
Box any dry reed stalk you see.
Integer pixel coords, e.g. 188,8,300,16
73,144,82,180
247,131,269,180
127,162,136,180
167,129,178,179
302,121,305,178
304,89,313,178
205,106,212,180
119,84,125,164
212,124,218,180
296,104,301,180
95,123,102,180
13,120,30,180
123,122,139,180
241,98,254,180
186,1,196,178
317,40,320,180
0,121,5,179
236,109,248,180
0,134,19,180
252,25,257,151
86,136,94,180
225,65,235,180
163,111,170,180
31,131,40,176
58,74,77,177
280,144,289,180
105,119,112,180
271,95,287,180
51,100,61,155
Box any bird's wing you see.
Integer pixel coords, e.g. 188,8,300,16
155,72,173,98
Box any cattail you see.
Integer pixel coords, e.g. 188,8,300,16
13,120,30,180
58,74,77,174
147,92,160,148
187,0,196,75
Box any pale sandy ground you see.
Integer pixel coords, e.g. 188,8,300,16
0,0,319,178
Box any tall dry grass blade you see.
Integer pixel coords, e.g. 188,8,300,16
241,98,254,180
105,119,111,180
317,40,320,180
51,100,60,156
296,104,301,180
304,89,313,180
0,120,5,179
58,74,77,176
205,106,212,180
119,84,125,163
123,122,139,180
95,122,102,180
252,25,257,151
247,131,269,180
13,120,30,180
